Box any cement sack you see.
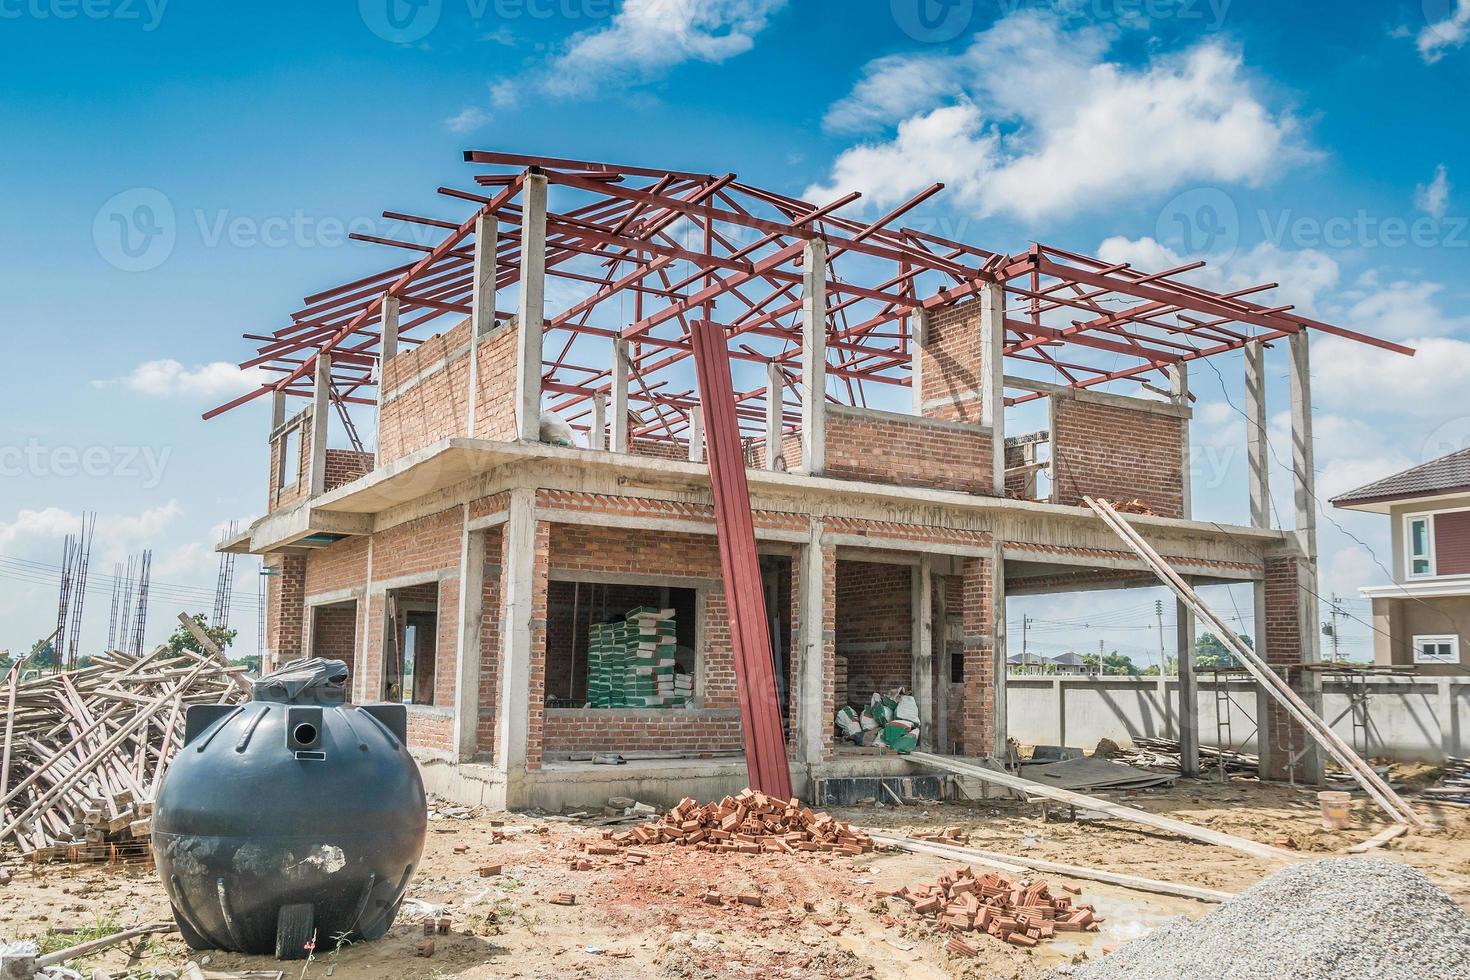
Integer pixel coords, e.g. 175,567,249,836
539,410,579,447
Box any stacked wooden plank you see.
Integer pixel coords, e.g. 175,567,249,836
1423,756,1470,805
1121,736,1258,775
890,865,1100,952
604,789,874,855
0,644,250,857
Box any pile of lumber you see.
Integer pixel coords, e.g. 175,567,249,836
1121,736,1259,775
1422,757,1470,806
0,643,250,857
604,788,874,855
890,865,1100,953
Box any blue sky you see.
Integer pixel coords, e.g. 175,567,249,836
2,0,1468,666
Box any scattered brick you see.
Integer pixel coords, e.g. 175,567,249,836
414,938,435,957
478,864,503,877
549,892,577,906
892,864,1086,951
607,789,873,855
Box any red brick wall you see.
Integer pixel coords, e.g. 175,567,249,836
920,300,981,424
470,322,520,443
378,320,473,465
324,449,374,491
630,436,690,461
835,560,912,706
264,554,307,672
525,518,551,768
476,527,503,762
310,602,358,694
1262,555,1310,778
269,415,312,512
542,709,743,755
825,406,993,494
304,536,369,598
958,557,994,757
1051,393,1186,518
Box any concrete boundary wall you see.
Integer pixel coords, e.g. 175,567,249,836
1005,674,1468,763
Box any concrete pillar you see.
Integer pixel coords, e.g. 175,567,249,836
270,389,286,432
1288,330,1324,781
1252,576,1273,777
466,212,497,438
990,550,1008,758
911,555,934,749
765,361,783,470
1244,341,1270,529
376,293,400,467
589,393,607,451
979,284,1006,496
687,406,704,463
910,308,930,415
1176,590,1199,777
611,338,630,454
799,238,827,475
308,352,331,497
452,511,486,762
496,488,536,802
934,577,950,752
796,519,832,765
1169,361,1191,519
515,173,548,442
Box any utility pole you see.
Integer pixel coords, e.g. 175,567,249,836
1322,592,1343,662
1022,614,1031,668
1155,599,1166,673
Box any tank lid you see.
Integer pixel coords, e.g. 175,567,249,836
253,657,349,704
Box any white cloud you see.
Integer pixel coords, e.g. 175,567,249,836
544,0,787,97
1096,236,1340,316
1414,0,1470,63
807,11,1307,222
1314,335,1470,418
445,105,492,135
1414,163,1451,218
1335,277,1470,340
99,360,267,399
0,502,184,560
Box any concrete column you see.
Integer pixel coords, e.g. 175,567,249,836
1252,577,1273,778
452,511,486,762
1169,361,1191,519
990,550,1008,758
515,173,548,442
1288,329,1324,781
376,293,400,467
910,309,930,415
308,352,331,497
765,361,782,470
1244,341,1270,529
687,406,704,463
799,238,827,475
496,488,536,799
980,283,1006,496
466,212,497,438
796,519,830,765
611,338,630,453
1176,589,1199,777
911,555,934,749
934,577,950,752
589,393,607,451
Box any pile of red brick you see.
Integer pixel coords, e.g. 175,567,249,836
605,789,874,855
890,866,1101,954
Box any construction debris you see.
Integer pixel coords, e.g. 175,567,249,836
1106,498,1156,516
1119,737,1259,776
1422,756,1470,805
1063,858,1470,980
890,864,1096,953
0,643,249,856
604,789,874,855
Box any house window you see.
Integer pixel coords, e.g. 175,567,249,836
1407,516,1433,577
1412,634,1459,665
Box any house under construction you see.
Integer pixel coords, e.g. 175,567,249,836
212,150,1413,811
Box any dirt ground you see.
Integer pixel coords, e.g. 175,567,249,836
2,773,1466,980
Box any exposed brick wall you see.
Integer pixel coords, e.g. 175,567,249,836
525,518,550,769
958,557,994,757
304,535,369,598
471,322,520,442
476,526,503,762
1051,393,1186,518
324,449,374,491
630,436,689,461
378,320,472,465
825,406,992,494
1262,555,1310,778
542,709,743,755
264,554,307,672
268,415,312,512
788,542,837,762
310,602,358,694
835,560,912,706
920,300,981,424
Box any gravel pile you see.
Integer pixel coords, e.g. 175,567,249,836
1062,857,1470,980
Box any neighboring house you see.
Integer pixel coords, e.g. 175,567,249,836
1331,447,1470,673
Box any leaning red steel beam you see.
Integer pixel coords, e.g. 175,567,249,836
689,318,792,800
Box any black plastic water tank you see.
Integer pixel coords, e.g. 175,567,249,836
153,658,427,959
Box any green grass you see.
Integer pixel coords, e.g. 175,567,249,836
35,916,125,955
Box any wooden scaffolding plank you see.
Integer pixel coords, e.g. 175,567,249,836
1083,496,1426,828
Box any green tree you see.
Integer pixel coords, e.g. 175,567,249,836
1082,651,1143,675
166,614,237,657
1194,632,1253,670
231,654,262,677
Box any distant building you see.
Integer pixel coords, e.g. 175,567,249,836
1007,650,1097,675
1332,447,1470,673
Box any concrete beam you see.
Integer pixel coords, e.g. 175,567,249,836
1244,341,1270,529
1169,361,1191,519
687,406,704,463
1289,331,1317,560
910,309,930,416
590,393,607,451
308,351,331,497
800,238,827,475
765,361,782,470
496,488,536,802
980,283,1006,496
796,519,829,765
466,211,497,438
515,173,548,442
1176,589,1199,777
911,555,934,749
452,511,486,762
611,338,630,454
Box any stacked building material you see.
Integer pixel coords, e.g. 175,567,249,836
604,789,874,855
0,645,250,857
1423,756,1470,805
891,865,1098,952
1120,737,1258,775
585,621,627,708
586,607,687,708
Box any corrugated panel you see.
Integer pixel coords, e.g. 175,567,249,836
690,320,793,801
1434,510,1470,576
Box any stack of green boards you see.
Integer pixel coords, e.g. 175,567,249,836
586,606,688,708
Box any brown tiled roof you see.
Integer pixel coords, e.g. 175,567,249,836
1331,447,1470,507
